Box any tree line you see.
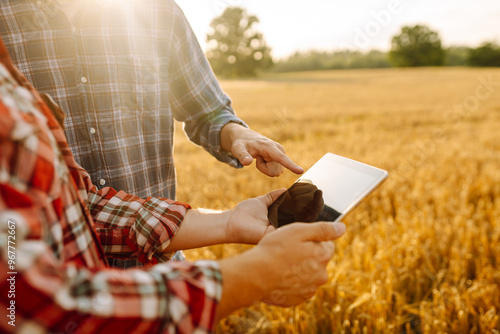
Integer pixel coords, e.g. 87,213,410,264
207,7,500,77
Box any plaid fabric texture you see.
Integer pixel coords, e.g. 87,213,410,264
0,38,222,333
0,0,246,200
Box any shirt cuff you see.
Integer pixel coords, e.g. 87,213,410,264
156,260,223,332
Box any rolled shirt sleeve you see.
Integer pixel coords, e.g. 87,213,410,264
87,185,190,264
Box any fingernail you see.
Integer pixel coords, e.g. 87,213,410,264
334,223,346,235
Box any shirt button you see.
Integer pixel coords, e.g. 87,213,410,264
80,76,88,84
36,0,42,6
99,179,106,186
72,26,77,33
90,127,96,134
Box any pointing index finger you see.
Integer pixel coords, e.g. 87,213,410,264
267,149,304,175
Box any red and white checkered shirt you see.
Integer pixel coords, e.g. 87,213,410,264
0,0,246,200
0,37,222,333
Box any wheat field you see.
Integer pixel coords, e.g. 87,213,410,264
173,67,500,333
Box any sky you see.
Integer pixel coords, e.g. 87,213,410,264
175,0,500,59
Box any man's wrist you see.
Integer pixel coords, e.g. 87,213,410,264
190,208,232,245
217,248,271,320
166,209,233,251
220,122,244,153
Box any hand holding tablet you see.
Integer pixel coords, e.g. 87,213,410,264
268,153,388,227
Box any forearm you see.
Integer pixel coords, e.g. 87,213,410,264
165,208,231,252
216,249,268,321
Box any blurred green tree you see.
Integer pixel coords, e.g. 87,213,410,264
445,46,470,66
272,50,391,72
206,7,273,77
389,25,445,67
468,42,500,67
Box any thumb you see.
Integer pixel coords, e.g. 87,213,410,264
287,222,346,242
232,142,253,166
259,188,288,208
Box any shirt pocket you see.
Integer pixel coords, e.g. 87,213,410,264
111,55,163,117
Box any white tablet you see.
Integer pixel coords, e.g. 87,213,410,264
268,153,388,227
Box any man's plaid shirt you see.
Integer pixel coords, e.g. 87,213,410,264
0,0,245,199
0,37,221,333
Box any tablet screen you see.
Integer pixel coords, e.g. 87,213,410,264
268,153,388,227
298,154,382,214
